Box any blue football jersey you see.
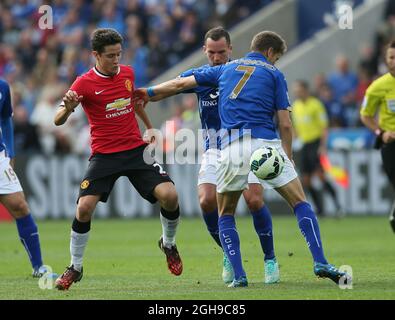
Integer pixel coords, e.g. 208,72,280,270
193,52,291,143
0,79,13,156
180,65,221,150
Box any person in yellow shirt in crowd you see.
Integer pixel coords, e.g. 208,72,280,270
292,80,342,217
360,40,395,233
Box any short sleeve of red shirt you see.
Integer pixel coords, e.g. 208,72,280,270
70,76,86,102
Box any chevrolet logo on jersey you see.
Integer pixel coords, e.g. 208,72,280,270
105,98,131,112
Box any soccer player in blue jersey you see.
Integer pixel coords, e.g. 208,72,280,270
0,79,46,277
136,31,350,287
150,27,279,284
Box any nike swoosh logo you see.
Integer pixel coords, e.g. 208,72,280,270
95,90,105,95
209,91,219,99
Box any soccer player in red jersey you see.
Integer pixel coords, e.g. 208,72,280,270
53,28,182,290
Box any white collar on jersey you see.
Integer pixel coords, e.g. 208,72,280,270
93,66,120,78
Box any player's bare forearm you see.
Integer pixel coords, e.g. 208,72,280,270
360,114,380,132
150,76,197,100
277,110,293,161
149,92,178,102
54,106,72,126
55,90,83,126
133,76,197,106
280,125,293,161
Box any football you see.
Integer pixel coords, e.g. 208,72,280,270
250,147,285,180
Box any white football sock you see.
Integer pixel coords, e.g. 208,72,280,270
70,230,89,272
160,213,179,248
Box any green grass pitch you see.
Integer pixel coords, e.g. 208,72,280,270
0,216,394,300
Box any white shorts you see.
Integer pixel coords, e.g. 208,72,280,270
198,148,260,186
0,151,23,194
216,136,298,193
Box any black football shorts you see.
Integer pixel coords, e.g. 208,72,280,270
300,139,321,175
78,144,173,203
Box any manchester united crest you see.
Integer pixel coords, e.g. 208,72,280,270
125,79,132,92
80,180,90,189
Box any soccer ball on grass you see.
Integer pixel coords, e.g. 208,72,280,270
250,147,285,180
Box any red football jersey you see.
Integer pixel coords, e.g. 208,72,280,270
70,65,145,154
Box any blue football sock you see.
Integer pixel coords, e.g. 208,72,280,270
251,205,275,261
218,215,246,279
294,202,328,264
16,214,43,269
202,209,222,248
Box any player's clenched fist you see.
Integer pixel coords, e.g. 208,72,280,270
63,90,83,112
132,88,149,105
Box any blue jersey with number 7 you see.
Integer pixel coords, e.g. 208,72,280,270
193,52,291,141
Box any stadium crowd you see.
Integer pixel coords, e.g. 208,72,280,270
0,0,394,155
0,0,270,155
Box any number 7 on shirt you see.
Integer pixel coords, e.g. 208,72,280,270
229,66,256,100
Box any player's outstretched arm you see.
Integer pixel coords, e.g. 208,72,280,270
152,75,198,97
149,92,178,102
54,90,83,126
134,75,198,104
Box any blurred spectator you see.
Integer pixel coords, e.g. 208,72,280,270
1,8,20,46
57,46,79,83
20,76,39,119
57,8,85,48
355,64,373,107
30,69,68,154
30,93,60,154
327,55,358,104
317,84,347,128
146,31,169,81
128,36,149,87
75,47,93,76
13,104,42,153
97,2,125,35
327,55,359,126
52,0,70,27
178,10,203,56
15,29,37,74
312,72,327,96
32,48,56,85
358,44,377,78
